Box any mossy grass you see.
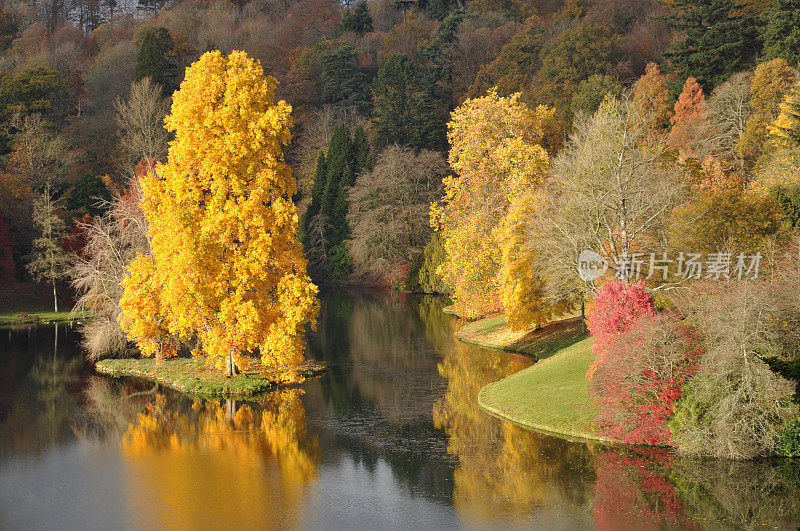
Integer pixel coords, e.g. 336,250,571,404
95,357,328,399
478,337,624,444
456,312,586,359
0,309,91,325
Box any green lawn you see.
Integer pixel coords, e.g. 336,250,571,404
95,357,328,398
478,337,622,444
456,312,586,359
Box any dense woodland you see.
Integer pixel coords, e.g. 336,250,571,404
1,0,800,458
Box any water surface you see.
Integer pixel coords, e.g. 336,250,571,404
1,291,798,529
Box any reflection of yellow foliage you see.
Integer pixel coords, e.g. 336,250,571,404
433,340,593,519
121,389,318,527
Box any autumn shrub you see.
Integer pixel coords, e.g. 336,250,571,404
668,282,800,459
591,313,701,445
586,279,655,378
406,232,449,294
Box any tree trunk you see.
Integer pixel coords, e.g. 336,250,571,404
581,298,587,333
52,279,58,313
225,348,238,378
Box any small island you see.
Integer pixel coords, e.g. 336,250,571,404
95,357,328,399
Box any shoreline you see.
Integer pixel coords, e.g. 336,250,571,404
95,357,328,399
455,314,625,445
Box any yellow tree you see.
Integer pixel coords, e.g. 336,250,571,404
119,50,319,376
431,89,555,319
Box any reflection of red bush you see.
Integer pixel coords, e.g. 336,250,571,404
593,448,698,530
591,315,701,444
587,280,655,378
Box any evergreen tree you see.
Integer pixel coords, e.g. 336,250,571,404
372,54,418,147
319,47,370,115
302,151,327,237
320,125,353,245
372,53,446,149
341,2,373,35
663,0,760,90
135,30,168,92
351,125,371,173
761,0,800,66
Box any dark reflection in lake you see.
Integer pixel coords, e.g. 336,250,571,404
0,291,799,530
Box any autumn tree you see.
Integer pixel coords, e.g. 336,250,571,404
8,113,68,192
69,165,152,360
431,90,555,318
531,96,682,309
347,145,446,285
119,51,319,376
468,26,548,98
663,0,760,90
537,23,621,117
760,0,800,66
115,78,171,167
0,66,63,154
632,62,672,135
769,78,800,148
739,58,796,162
27,189,68,311
571,74,622,118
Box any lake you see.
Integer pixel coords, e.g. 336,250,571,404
1,290,798,529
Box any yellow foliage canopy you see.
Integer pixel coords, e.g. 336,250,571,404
119,50,319,374
431,89,554,323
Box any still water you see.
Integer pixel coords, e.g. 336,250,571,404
0,290,798,530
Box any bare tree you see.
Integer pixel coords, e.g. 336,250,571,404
531,95,683,307
114,78,171,171
69,174,150,359
346,144,446,284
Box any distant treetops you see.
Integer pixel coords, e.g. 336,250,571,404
119,50,319,377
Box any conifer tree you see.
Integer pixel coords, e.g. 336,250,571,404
663,0,760,90
341,2,373,35
760,0,800,66
134,30,169,91
319,47,370,115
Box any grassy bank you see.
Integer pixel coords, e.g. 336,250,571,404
95,357,328,398
478,337,621,444
0,309,90,325
456,313,586,359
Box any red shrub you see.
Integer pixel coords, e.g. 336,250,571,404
590,314,702,444
587,279,655,377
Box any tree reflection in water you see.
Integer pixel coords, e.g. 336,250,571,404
90,386,319,528
429,304,596,524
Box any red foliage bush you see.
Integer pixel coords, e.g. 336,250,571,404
591,314,701,444
587,279,655,377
